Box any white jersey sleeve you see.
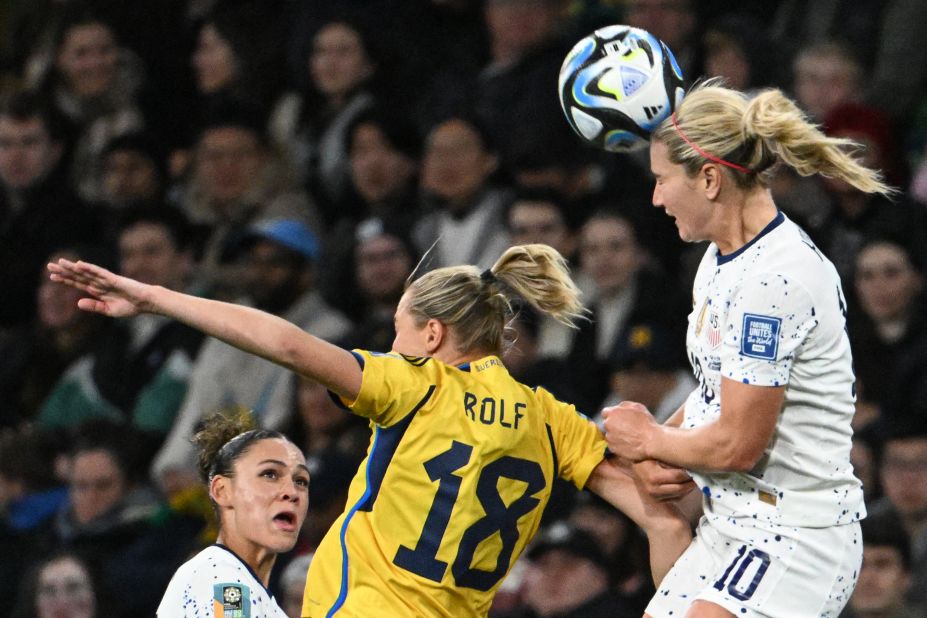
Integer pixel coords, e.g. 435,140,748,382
157,545,287,618
720,271,818,388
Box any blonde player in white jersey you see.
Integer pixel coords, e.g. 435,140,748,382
602,81,893,618
157,410,309,617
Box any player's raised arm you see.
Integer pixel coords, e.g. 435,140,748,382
48,258,362,400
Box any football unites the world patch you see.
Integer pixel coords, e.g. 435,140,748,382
741,314,781,360
213,583,250,618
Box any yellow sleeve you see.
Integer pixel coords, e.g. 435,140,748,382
538,387,608,489
344,351,438,427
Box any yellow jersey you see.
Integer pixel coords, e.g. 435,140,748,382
302,351,607,617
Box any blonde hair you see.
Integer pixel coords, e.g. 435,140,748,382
404,244,585,354
652,81,893,195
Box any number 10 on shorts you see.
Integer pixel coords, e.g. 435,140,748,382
713,545,771,601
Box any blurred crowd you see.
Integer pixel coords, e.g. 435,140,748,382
1,0,926,616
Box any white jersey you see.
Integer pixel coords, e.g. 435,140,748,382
158,545,287,618
684,212,865,527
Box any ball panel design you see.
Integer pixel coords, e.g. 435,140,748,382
558,25,685,152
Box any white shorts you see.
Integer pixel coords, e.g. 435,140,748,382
646,513,862,617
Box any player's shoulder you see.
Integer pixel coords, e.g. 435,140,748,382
171,545,241,581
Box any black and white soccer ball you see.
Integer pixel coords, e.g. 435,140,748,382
558,25,685,152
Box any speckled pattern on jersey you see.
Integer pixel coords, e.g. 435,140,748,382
157,544,287,617
684,212,865,528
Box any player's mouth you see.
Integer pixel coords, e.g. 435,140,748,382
272,510,298,532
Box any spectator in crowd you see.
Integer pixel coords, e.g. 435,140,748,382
472,0,576,172
625,0,700,80
510,521,639,617
413,113,512,270
792,41,864,123
844,512,927,616
769,0,884,83
568,492,656,614
506,187,579,265
180,101,322,297
0,248,106,428
99,132,167,210
32,9,147,202
12,551,106,618
769,0,927,124
51,421,196,616
568,210,687,413
152,218,351,495
36,206,204,462
869,416,927,604
342,106,423,230
269,15,379,222
1,427,68,606
849,237,927,431
340,217,418,350
189,1,287,121
0,92,99,329
602,322,697,424
318,106,423,315
701,12,774,94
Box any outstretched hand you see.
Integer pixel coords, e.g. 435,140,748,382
47,258,152,318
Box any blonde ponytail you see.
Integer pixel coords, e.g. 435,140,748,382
742,89,892,195
653,81,894,196
405,244,586,355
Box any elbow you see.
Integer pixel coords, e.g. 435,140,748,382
717,442,764,473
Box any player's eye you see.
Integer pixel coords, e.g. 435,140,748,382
294,476,309,489
260,469,278,480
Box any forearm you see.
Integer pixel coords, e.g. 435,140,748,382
586,459,691,585
148,286,361,398
647,421,754,472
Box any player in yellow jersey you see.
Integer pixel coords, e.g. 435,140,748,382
48,243,693,617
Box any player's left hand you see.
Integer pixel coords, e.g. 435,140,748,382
602,401,658,462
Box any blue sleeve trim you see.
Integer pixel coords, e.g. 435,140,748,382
327,351,367,411
545,423,559,478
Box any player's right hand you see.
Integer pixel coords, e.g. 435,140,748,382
633,459,696,501
48,258,151,318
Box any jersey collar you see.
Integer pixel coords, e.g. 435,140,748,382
212,543,275,598
716,210,785,265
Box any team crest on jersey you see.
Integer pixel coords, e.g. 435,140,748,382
213,583,250,617
741,313,781,360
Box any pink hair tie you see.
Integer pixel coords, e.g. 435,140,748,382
671,113,754,174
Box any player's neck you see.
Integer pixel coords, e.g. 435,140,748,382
216,533,277,586
715,188,777,255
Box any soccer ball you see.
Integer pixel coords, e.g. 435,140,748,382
558,25,685,152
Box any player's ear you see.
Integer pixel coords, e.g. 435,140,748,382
423,318,445,354
211,474,233,508
700,163,722,200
